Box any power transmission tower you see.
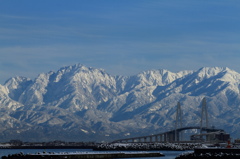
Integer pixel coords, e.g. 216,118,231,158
175,102,182,141
200,97,209,134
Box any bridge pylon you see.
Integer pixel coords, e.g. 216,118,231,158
175,102,182,142
200,97,209,134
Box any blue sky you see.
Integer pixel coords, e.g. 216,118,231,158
1,0,240,84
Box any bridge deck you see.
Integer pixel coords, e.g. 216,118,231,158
112,126,224,143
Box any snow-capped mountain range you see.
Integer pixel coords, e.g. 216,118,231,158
0,64,240,142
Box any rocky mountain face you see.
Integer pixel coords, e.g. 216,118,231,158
0,64,240,142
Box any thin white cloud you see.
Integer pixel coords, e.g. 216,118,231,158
1,0,240,84
0,14,35,20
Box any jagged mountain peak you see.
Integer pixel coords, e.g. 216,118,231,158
153,67,240,98
4,76,32,88
51,64,109,83
4,77,33,102
196,67,230,79
1,65,240,142
130,69,192,88
58,64,106,75
191,67,240,85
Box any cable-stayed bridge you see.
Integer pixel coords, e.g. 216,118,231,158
112,98,229,143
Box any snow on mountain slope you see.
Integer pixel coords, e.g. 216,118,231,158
98,69,192,124
152,67,240,129
43,64,118,112
4,76,33,101
0,83,23,111
0,64,240,142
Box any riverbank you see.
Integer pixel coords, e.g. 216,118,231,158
176,148,240,159
95,143,202,151
0,142,202,151
0,145,94,149
2,151,164,159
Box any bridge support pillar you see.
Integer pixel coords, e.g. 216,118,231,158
169,132,175,142
175,102,182,142
164,134,167,142
175,131,180,142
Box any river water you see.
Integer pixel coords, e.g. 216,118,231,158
0,149,192,159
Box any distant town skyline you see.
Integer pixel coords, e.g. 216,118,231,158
1,0,240,84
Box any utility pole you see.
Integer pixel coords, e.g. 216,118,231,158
175,102,182,142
